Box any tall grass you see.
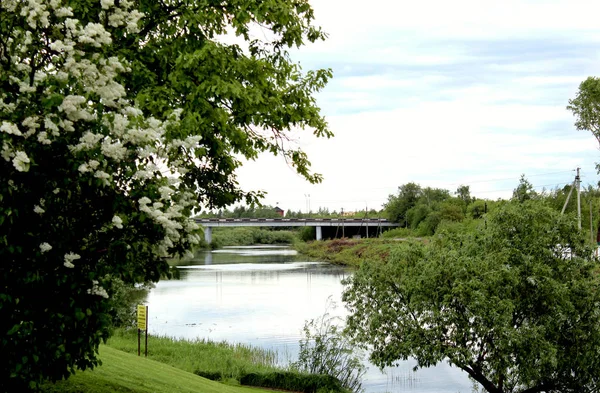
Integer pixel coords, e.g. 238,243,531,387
107,329,279,381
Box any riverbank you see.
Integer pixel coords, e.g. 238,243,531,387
41,329,347,393
201,227,300,249
40,345,273,393
294,238,406,267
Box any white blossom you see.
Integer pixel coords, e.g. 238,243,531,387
78,23,112,47
64,252,81,268
100,0,114,9
22,116,40,137
1,142,13,161
54,7,73,18
1,121,22,136
87,280,109,298
13,151,30,172
94,170,111,186
33,205,45,214
112,215,123,229
39,242,52,253
78,163,90,173
37,132,52,145
59,95,94,121
101,139,127,160
159,186,175,200
71,131,103,151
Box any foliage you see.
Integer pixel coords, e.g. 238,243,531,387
291,305,365,393
456,184,473,207
205,227,297,249
467,199,488,219
567,76,600,146
107,280,153,329
0,0,330,389
383,182,422,225
343,201,600,393
40,346,275,393
197,205,284,219
512,174,538,202
299,226,317,242
379,227,416,239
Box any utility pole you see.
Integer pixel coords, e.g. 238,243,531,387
577,167,581,230
590,199,594,245
561,168,582,231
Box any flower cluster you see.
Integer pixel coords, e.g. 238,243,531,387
1,0,202,278
87,280,109,299
63,252,81,268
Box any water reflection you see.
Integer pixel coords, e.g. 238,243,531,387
146,246,472,393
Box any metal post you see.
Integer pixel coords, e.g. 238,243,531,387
577,167,581,230
144,308,148,357
591,199,594,245
137,329,141,356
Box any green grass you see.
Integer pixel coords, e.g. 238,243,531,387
106,329,280,380
40,346,272,393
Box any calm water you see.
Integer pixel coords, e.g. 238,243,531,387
146,246,472,393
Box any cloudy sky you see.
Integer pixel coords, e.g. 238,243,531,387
235,0,600,214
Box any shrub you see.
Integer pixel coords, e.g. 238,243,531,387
292,303,365,393
240,371,346,393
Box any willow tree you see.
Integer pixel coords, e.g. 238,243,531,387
0,0,331,390
344,201,600,392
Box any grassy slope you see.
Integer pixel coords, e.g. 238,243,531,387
41,346,272,393
294,238,401,267
106,329,278,378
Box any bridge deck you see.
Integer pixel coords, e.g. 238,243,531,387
194,218,398,228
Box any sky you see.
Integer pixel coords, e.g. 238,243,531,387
235,0,600,214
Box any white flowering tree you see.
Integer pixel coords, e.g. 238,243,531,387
0,0,331,390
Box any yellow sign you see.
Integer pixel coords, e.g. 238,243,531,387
137,305,147,330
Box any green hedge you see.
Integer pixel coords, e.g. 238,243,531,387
239,371,347,393
193,370,222,381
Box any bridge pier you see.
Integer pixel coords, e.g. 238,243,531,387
316,226,322,241
204,227,212,244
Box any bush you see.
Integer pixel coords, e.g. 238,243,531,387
380,227,415,238
292,302,365,393
108,279,153,329
209,227,297,248
193,370,222,381
240,371,346,393
299,226,316,241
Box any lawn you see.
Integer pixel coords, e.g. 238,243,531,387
41,345,273,393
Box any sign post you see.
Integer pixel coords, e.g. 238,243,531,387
137,305,148,357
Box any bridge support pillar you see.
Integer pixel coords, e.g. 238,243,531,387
204,227,212,244
316,226,322,241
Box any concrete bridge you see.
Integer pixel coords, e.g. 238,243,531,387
195,218,399,243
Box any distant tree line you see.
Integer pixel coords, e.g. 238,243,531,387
196,205,383,219
383,175,600,240
196,175,600,242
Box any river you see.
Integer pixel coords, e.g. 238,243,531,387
146,245,472,393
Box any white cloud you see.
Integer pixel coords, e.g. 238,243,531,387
232,0,600,213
